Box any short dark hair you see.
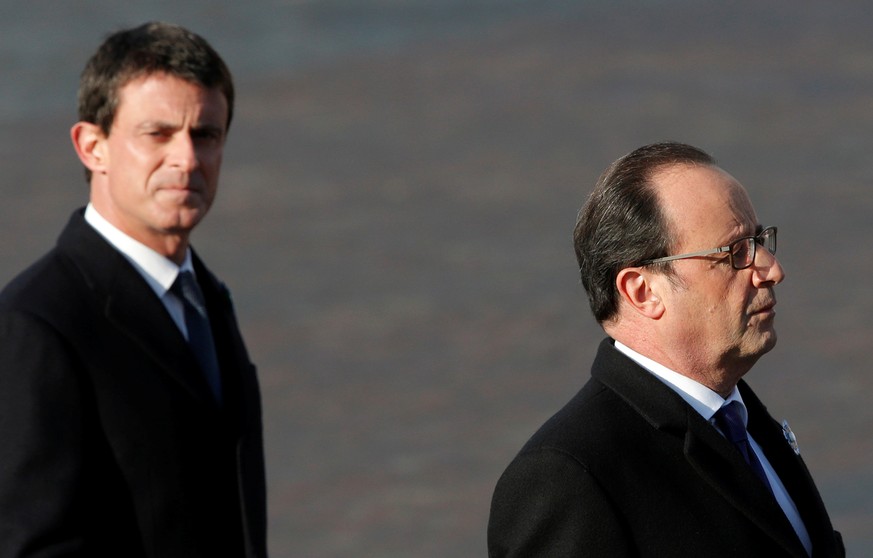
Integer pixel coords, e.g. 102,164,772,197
78,21,234,136
573,142,716,324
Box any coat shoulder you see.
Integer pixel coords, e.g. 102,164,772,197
0,247,95,328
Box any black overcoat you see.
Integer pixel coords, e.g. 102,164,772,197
0,210,267,557
488,338,843,557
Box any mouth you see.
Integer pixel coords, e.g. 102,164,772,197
160,184,202,197
750,301,776,316
156,173,203,191
162,182,194,191
154,175,209,206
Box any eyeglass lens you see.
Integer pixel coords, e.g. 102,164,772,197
730,229,776,269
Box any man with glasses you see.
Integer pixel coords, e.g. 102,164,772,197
488,142,844,557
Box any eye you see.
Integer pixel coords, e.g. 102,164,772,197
192,127,224,143
731,238,752,262
145,128,172,141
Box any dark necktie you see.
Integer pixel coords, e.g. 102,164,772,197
713,401,772,494
171,271,222,403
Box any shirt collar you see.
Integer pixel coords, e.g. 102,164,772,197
84,203,194,297
613,340,746,425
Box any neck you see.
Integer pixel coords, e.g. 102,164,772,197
609,327,748,399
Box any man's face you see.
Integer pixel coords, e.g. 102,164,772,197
90,72,228,254
654,163,786,371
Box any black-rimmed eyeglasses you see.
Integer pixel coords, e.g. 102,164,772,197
639,226,777,270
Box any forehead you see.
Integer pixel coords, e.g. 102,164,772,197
652,163,758,243
114,73,228,125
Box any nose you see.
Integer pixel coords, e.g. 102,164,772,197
167,133,199,172
751,247,785,286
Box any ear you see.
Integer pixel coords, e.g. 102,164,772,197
70,122,108,176
615,267,665,320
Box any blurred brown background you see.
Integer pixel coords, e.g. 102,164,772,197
1,1,870,555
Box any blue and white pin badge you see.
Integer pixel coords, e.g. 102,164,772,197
782,420,801,455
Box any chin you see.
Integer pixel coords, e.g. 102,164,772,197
174,205,210,229
735,336,777,368
757,331,778,356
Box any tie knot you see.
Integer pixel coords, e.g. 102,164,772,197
714,401,748,445
172,271,206,316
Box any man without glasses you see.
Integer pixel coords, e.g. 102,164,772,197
0,22,266,556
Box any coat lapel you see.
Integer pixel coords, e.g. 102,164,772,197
742,383,838,554
192,252,255,421
103,277,216,406
683,415,808,556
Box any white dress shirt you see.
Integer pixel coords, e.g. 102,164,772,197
84,204,195,339
614,341,812,555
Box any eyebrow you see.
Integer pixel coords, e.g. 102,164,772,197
747,224,764,238
734,223,763,239
136,121,225,135
136,121,173,130
712,224,762,249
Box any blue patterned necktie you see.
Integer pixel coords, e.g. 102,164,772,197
171,271,222,403
714,401,772,494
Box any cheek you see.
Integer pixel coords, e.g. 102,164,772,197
199,146,223,167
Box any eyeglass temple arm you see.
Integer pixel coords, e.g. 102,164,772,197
641,246,730,266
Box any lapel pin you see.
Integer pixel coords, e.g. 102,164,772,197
782,420,801,455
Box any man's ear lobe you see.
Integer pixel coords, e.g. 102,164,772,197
70,122,108,175
615,267,665,319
